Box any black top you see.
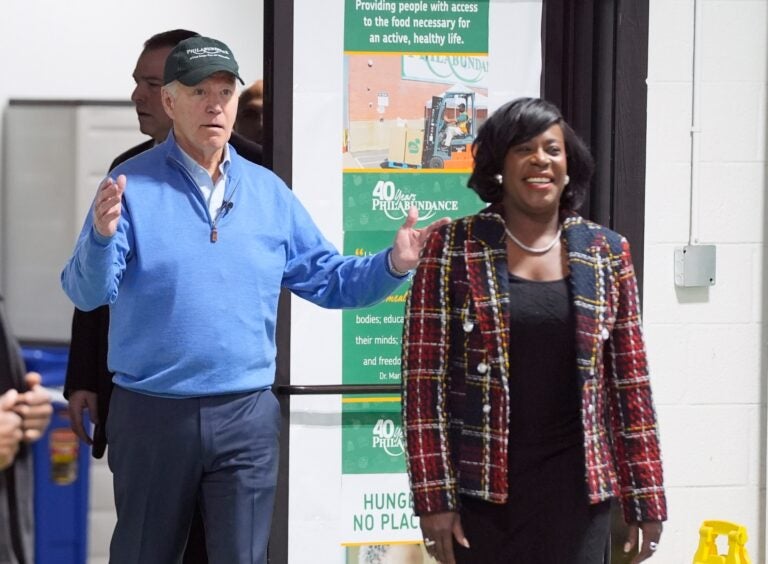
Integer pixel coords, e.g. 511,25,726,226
507,272,581,452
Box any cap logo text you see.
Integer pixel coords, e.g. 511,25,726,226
186,47,232,61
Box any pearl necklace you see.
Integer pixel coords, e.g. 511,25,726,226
504,226,562,254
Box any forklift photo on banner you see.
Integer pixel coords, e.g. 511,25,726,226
420,89,477,170
343,54,488,172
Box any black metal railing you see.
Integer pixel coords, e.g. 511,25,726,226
276,384,400,395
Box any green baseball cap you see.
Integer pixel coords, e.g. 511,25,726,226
163,36,245,86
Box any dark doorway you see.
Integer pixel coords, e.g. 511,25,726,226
542,0,650,290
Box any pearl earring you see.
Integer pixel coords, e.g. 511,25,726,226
564,175,570,186
494,173,503,185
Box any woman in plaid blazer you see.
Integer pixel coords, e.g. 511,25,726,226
402,98,666,564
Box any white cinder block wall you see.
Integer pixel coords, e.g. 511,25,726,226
644,0,767,562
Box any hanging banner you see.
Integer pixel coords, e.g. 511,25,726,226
343,0,489,53
341,0,489,556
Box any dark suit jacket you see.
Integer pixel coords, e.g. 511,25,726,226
108,131,262,171
64,131,264,458
0,296,34,564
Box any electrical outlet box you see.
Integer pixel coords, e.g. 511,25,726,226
674,245,716,287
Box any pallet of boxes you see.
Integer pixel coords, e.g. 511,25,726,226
387,124,424,168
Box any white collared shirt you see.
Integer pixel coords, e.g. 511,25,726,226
175,143,231,218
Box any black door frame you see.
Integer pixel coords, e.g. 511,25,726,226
263,2,294,562
265,2,650,561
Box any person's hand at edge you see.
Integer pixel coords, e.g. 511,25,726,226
14,372,52,443
419,511,469,564
389,206,451,273
67,389,99,445
625,520,663,562
0,389,22,470
93,174,126,238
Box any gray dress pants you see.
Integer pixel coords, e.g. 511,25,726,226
107,386,280,564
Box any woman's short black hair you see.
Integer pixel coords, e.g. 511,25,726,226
467,97,594,210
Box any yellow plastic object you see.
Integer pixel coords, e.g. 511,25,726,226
692,520,751,564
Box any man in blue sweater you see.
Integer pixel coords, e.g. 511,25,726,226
61,36,446,564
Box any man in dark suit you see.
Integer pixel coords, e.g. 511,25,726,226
63,29,262,563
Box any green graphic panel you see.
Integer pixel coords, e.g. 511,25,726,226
343,231,409,386
342,403,405,474
343,172,483,231
344,0,489,53
341,232,407,476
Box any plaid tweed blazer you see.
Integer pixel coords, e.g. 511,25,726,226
401,205,667,523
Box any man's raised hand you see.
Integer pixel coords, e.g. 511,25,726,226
93,175,126,237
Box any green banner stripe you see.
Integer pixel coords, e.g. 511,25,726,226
345,0,489,54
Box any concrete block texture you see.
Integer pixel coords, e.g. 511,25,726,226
656,404,756,488
643,243,758,325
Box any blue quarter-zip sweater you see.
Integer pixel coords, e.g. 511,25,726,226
61,135,405,397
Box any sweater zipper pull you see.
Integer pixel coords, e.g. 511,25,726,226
210,226,218,243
